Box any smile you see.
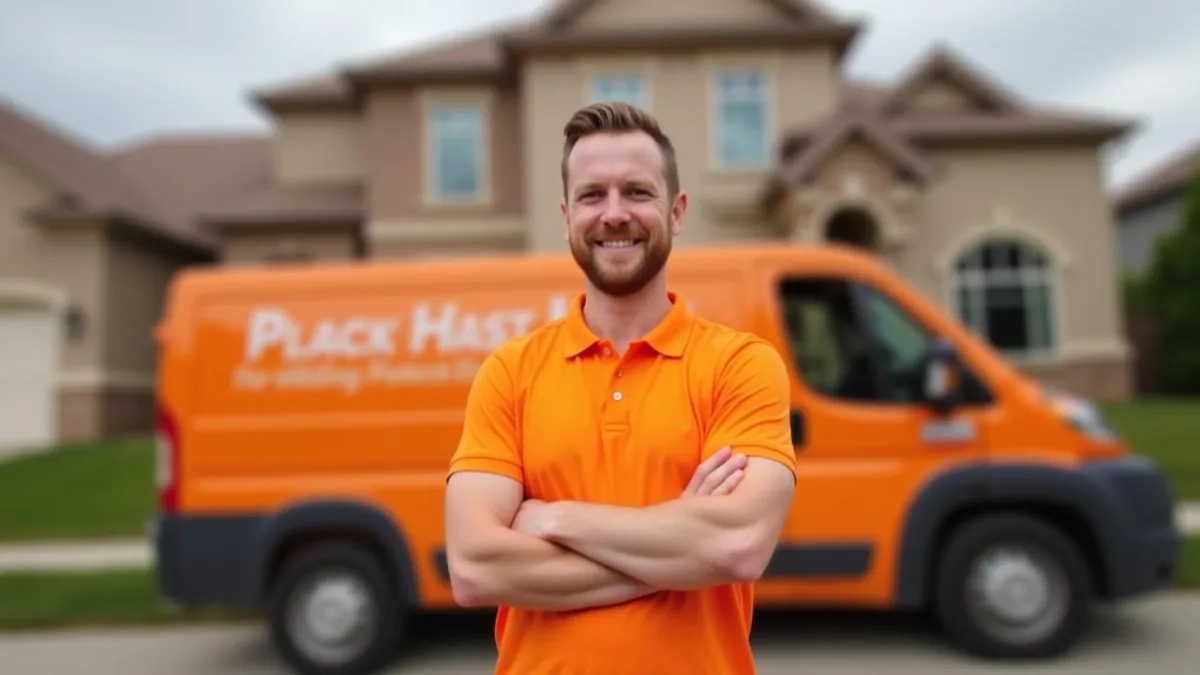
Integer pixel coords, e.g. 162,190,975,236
597,239,640,249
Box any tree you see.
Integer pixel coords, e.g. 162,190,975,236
1143,167,1200,394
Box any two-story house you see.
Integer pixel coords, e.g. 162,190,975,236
1113,139,1200,276
0,0,1139,449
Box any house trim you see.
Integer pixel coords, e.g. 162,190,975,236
57,368,155,392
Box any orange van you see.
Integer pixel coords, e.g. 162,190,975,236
151,243,1181,675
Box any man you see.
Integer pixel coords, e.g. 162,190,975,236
443,102,797,674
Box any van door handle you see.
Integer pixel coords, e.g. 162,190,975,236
790,409,805,450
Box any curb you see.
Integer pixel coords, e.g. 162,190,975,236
0,540,151,574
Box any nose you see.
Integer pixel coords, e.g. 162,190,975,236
599,188,629,226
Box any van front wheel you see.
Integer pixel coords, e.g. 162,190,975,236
933,512,1092,660
268,541,399,675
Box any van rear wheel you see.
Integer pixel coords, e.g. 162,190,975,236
268,541,400,675
933,512,1092,660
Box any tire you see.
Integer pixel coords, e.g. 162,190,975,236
932,512,1092,660
268,540,401,675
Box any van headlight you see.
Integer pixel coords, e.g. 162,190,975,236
1048,390,1118,442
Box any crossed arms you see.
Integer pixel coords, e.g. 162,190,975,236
443,340,797,612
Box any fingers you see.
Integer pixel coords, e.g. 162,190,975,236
697,451,747,496
683,446,732,495
709,468,745,496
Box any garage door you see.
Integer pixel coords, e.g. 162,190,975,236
0,307,58,451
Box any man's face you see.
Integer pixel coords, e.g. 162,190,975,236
561,130,687,297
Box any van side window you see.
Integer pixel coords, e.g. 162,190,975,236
778,278,932,404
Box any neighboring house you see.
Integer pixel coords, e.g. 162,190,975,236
0,0,1139,450
1112,140,1200,276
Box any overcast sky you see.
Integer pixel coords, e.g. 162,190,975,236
0,0,1196,189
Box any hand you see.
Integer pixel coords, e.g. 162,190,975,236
681,446,748,498
512,498,558,539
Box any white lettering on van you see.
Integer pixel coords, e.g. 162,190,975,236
546,294,570,321
409,304,537,354
245,309,398,362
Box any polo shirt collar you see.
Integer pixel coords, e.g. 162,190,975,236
562,291,692,358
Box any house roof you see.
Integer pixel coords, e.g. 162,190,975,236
195,180,363,231
112,135,274,237
0,98,150,215
763,45,1135,209
2,2,1143,243
776,110,940,187
542,0,838,27
877,46,1023,116
1113,139,1200,215
254,0,860,110
0,98,228,253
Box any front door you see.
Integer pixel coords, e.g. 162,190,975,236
756,273,994,607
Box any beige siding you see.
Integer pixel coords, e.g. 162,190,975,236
102,231,191,375
363,85,524,232
522,47,839,252
0,151,107,372
894,145,1126,360
901,81,978,115
274,112,364,183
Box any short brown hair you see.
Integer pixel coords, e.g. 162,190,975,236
560,102,680,200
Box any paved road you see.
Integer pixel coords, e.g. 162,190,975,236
2,593,1199,674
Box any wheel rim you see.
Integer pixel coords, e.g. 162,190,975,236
964,541,1071,647
286,569,377,666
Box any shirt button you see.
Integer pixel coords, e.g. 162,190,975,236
603,347,611,356
613,392,623,401
616,370,623,378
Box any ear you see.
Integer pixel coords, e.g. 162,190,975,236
669,191,688,237
561,199,569,242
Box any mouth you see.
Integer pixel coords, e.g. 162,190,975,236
594,238,642,250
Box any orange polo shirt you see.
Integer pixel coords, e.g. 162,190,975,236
448,290,797,675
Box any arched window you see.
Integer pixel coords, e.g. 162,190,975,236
953,238,1056,358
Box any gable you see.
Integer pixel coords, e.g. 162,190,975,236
552,0,802,31
896,80,978,115
880,47,1020,117
778,113,938,189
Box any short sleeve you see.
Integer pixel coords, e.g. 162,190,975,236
446,351,524,484
703,337,797,480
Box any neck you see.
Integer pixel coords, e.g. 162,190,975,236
582,273,672,353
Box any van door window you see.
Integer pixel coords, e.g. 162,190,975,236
778,278,933,404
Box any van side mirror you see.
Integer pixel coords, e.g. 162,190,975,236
922,340,962,416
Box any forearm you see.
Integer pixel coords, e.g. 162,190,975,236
545,498,761,590
449,525,658,611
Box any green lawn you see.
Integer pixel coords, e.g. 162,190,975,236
0,436,154,542
1101,398,1200,501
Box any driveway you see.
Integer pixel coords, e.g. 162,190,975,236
1,593,1197,674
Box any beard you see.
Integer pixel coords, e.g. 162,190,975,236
569,223,672,298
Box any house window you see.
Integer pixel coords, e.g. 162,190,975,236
429,105,485,202
953,239,1056,358
590,75,647,108
714,70,770,168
